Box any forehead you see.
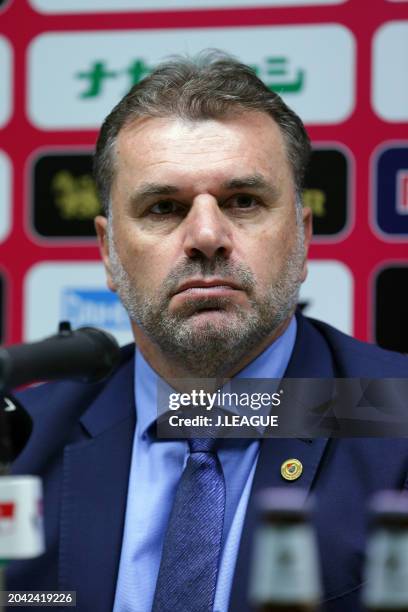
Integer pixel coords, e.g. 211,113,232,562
112,111,293,192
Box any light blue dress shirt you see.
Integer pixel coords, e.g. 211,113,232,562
113,317,297,612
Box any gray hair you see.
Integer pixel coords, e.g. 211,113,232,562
94,50,311,215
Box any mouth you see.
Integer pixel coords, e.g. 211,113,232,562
173,278,241,297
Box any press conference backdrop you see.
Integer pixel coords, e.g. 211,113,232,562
0,0,407,350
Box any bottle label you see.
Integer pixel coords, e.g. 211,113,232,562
363,529,408,607
249,524,321,605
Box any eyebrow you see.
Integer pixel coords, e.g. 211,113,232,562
129,174,280,204
131,183,180,200
222,174,280,198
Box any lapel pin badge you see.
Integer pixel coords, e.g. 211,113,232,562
281,458,303,481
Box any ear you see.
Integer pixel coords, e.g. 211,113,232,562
94,215,117,292
300,206,313,283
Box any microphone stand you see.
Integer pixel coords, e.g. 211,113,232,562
0,395,45,612
0,322,120,610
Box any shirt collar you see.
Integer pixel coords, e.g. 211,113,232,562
134,316,297,439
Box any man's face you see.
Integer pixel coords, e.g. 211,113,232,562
95,111,312,377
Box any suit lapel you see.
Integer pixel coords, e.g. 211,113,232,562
229,314,335,611
58,355,135,612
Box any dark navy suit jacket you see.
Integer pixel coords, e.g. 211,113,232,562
6,314,408,611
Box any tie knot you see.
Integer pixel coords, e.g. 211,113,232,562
154,405,226,444
188,437,218,454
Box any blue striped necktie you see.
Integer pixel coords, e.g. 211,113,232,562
152,436,226,612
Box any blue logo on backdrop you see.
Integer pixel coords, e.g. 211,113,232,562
61,288,130,332
375,146,408,237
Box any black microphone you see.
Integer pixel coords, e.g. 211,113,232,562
0,322,121,392
0,394,33,472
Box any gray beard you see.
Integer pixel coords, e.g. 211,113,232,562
108,226,305,377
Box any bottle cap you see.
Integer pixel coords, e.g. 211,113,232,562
257,487,312,522
369,490,408,527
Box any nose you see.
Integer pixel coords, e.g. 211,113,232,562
182,194,233,260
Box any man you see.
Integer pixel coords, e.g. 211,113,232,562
7,52,408,611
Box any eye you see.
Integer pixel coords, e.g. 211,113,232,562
149,200,180,215
225,194,260,210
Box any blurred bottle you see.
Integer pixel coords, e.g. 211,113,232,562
248,488,321,612
363,490,408,612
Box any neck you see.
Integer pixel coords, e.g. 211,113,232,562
131,316,293,388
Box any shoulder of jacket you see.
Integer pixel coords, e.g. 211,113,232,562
306,315,408,376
